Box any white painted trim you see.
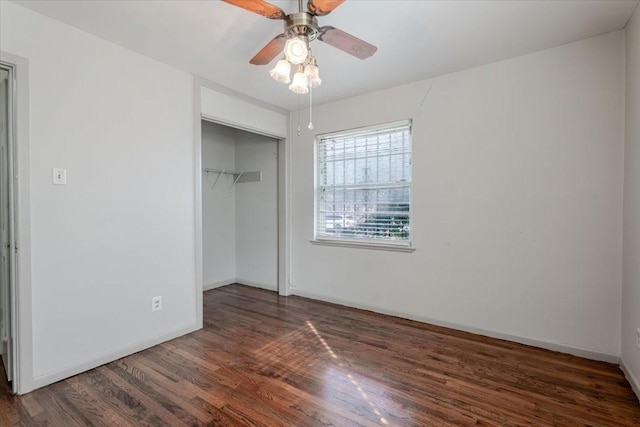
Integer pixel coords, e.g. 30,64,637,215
201,114,284,141
621,359,640,402
199,78,288,117
204,279,236,291
29,322,200,392
193,76,203,330
310,239,416,253
199,81,287,139
236,279,277,292
0,61,16,387
203,280,278,293
1,52,33,395
196,77,291,298
278,137,291,296
292,289,620,363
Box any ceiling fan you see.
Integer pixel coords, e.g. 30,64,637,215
223,0,378,65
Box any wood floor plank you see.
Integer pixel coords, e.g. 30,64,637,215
0,283,639,426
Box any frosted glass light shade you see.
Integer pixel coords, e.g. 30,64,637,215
289,66,309,94
304,57,321,88
284,37,308,65
269,59,291,84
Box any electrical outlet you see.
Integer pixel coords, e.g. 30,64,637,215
152,296,162,312
637,328,640,350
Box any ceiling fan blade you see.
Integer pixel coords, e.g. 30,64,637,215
250,33,286,65
318,26,377,60
307,0,345,16
222,0,286,20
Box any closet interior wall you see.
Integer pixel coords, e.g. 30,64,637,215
201,120,278,291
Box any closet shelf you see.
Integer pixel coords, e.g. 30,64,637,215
202,168,244,175
203,168,262,190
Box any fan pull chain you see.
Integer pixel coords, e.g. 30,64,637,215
297,94,301,136
308,87,314,130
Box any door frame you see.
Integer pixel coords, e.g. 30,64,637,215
193,77,291,317
0,52,33,395
0,62,16,388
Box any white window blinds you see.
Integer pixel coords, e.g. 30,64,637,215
315,120,412,245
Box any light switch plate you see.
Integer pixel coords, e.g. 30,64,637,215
53,168,66,185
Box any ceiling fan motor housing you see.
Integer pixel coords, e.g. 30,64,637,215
222,0,376,65
285,12,319,41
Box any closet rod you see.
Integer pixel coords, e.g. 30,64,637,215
203,168,262,190
202,168,244,175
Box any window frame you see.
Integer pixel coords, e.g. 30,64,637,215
312,120,415,252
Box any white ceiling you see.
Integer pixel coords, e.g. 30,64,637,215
12,0,640,111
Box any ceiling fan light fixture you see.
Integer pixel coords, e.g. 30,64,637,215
289,64,309,94
304,56,321,88
269,58,292,84
283,37,309,65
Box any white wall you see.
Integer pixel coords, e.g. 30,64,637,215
1,0,630,395
235,130,278,290
289,31,625,359
622,5,640,396
1,2,198,390
202,121,237,287
201,123,279,291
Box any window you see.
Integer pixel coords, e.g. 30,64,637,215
314,120,412,250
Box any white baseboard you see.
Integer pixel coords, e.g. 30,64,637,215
621,359,640,402
236,279,277,292
204,278,236,291
25,322,201,394
291,289,619,364
204,279,277,293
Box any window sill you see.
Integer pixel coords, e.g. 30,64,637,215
310,239,416,253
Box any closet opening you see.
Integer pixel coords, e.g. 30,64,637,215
201,120,280,293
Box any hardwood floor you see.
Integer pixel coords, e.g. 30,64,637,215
1,284,639,426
